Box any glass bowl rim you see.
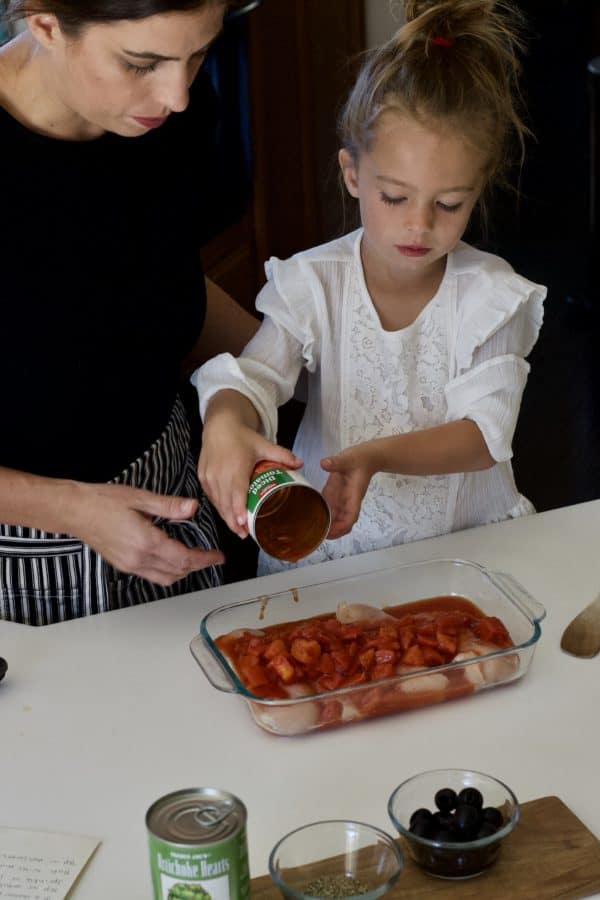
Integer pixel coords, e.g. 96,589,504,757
387,767,520,851
268,818,404,899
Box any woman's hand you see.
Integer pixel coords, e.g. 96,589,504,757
199,421,301,539
69,483,225,586
321,443,377,540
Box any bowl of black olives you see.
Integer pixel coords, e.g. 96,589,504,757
387,769,519,879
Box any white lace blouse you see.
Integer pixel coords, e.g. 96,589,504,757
193,229,546,575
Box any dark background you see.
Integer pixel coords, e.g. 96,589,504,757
484,0,600,513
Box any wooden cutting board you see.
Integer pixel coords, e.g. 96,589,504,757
251,796,600,899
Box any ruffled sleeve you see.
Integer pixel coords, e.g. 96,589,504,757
445,256,547,462
191,255,321,442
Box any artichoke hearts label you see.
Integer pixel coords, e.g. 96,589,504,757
149,836,249,900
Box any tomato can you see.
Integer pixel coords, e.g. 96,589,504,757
247,461,331,562
146,787,250,900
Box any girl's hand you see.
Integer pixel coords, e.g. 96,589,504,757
69,483,225,586
320,444,377,539
199,422,302,539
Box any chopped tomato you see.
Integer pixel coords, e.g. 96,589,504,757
354,685,386,716
422,647,446,667
318,652,335,674
437,613,461,634
268,654,295,684
402,644,425,667
263,638,286,660
436,630,458,657
340,624,362,640
398,627,416,650
331,650,351,674
474,616,512,647
345,671,368,686
358,648,375,670
320,699,343,724
290,638,322,665
378,624,398,642
317,673,344,692
239,657,269,689
416,624,439,648
371,662,395,680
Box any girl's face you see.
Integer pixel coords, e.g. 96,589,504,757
340,111,486,279
31,4,225,137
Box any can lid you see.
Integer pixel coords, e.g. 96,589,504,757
146,788,246,845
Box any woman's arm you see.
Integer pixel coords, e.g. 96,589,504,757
0,467,224,584
182,277,260,375
321,420,494,539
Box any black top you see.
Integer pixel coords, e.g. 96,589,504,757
1,72,219,482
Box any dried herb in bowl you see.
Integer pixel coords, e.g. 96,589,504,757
301,874,370,897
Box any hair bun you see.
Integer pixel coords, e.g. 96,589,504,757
403,0,441,22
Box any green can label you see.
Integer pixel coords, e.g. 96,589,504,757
247,463,296,515
146,789,250,900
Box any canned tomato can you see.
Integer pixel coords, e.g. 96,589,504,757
146,787,250,900
247,461,331,562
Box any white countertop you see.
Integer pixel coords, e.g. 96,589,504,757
3,500,600,898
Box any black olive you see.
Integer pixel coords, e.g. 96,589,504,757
432,811,455,830
409,808,433,828
430,827,454,843
453,803,481,838
410,818,432,838
482,807,504,828
434,788,457,812
457,787,483,809
476,822,499,839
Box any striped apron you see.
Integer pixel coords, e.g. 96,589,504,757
0,397,222,626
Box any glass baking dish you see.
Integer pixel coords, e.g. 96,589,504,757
189,558,545,736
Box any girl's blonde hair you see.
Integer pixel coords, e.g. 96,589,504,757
339,0,530,216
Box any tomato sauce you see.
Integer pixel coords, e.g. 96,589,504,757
216,596,514,729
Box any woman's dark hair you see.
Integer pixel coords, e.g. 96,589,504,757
6,0,242,35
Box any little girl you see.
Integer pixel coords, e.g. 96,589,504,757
193,0,546,575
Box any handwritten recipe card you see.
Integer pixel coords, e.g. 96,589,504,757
0,828,100,899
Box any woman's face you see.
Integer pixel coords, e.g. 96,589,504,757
36,4,225,136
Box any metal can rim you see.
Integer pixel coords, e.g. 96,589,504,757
146,787,247,846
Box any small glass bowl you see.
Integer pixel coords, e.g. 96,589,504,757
268,820,404,899
388,768,519,879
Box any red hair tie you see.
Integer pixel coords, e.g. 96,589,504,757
432,36,454,47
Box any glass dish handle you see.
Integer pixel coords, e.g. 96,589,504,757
189,634,237,694
492,571,547,623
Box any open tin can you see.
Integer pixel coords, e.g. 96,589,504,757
247,461,330,562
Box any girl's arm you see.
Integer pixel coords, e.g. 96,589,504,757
0,467,224,584
321,420,494,539
194,274,315,538
199,390,302,538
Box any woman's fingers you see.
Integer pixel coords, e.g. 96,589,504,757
143,549,225,585
72,484,225,584
127,489,199,521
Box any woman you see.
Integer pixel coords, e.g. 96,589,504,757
0,0,257,624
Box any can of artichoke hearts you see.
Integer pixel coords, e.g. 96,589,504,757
247,461,331,562
146,787,250,900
